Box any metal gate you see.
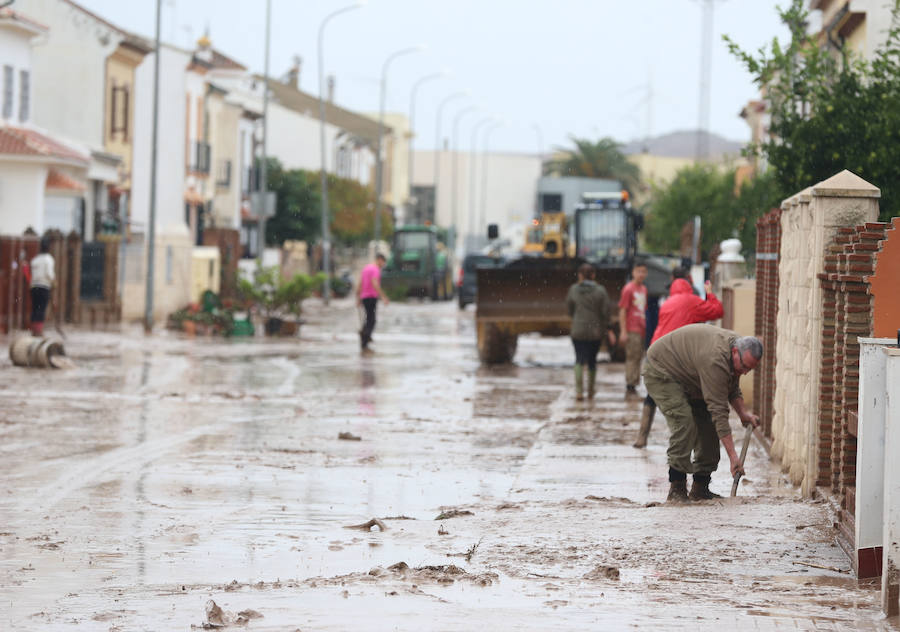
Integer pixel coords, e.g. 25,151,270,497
80,242,105,300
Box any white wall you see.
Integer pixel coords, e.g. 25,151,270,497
413,150,540,255
0,160,47,233
20,0,121,148
131,45,190,237
266,102,329,172
0,24,35,124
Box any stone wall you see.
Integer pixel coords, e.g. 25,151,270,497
770,171,879,495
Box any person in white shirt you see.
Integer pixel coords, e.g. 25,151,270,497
29,238,55,336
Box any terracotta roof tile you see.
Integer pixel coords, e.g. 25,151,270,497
0,127,88,164
46,168,85,191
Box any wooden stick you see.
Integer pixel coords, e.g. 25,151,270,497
790,561,849,574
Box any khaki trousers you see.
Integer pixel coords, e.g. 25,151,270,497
642,361,721,475
624,332,644,388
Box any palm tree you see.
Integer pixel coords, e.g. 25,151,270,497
545,136,640,193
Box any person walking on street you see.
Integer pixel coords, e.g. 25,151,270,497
29,238,55,337
642,324,762,502
566,263,612,401
357,253,389,354
633,277,723,448
618,261,647,399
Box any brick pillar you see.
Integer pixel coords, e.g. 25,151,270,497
754,208,781,439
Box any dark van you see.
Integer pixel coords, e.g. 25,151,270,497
457,253,505,309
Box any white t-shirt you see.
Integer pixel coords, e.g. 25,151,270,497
30,253,55,289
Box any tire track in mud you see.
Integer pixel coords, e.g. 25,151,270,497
14,420,220,515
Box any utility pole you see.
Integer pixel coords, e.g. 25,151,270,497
257,0,271,262
695,0,722,161
143,0,162,333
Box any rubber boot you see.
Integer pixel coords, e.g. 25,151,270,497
689,474,722,500
667,480,689,503
587,368,597,400
667,468,690,503
632,401,656,448
574,364,584,401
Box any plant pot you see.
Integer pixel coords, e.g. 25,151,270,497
182,320,197,336
265,317,284,336
279,319,301,336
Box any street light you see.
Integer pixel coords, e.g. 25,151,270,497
480,121,505,238
467,116,493,252
433,90,467,225
318,0,365,304
408,68,450,213
143,0,162,333
257,0,272,266
532,123,545,215
450,104,478,243
374,44,425,250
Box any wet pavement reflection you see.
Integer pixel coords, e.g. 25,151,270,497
0,299,896,630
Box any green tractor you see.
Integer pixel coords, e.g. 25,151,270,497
381,225,454,301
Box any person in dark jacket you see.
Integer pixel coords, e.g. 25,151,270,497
565,263,611,400
633,277,723,448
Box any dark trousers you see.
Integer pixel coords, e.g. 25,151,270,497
360,298,377,348
30,286,50,323
571,339,602,370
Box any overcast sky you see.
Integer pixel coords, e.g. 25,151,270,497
76,0,791,154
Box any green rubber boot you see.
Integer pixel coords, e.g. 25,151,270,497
574,365,584,401
587,368,597,400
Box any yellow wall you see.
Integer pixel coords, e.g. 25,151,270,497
722,278,756,406
208,92,242,228
105,45,144,191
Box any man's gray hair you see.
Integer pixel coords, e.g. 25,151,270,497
733,336,763,360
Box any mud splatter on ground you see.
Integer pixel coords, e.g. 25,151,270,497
0,300,896,630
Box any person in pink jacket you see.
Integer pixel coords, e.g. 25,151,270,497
633,276,723,448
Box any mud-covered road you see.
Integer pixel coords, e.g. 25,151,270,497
1,300,895,630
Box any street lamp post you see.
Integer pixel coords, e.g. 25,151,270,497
467,116,493,251
318,1,364,305
374,45,424,250
432,91,467,225
449,105,478,239
143,0,162,333
257,0,271,264
532,123,544,216
480,122,504,238
407,70,448,225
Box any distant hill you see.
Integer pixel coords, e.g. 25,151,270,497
619,130,745,160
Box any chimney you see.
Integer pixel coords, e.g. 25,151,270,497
286,55,302,89
327,75,335,103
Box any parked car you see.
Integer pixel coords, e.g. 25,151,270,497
457,253,505,309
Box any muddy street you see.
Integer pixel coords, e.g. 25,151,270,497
0,300,893,631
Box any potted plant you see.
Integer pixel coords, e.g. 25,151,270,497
237,266,325,336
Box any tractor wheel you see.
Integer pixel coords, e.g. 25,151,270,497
477,322,518,364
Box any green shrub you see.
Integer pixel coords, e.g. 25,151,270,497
237,265,326,320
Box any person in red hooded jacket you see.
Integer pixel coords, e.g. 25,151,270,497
633,275,723,448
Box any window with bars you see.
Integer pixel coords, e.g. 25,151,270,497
18,70,29,123
192,141,211,174
216,159,232,187
2,66,12,119
110,81,129,139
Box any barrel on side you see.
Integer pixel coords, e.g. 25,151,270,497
9,335,67,368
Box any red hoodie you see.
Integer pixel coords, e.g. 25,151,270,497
650,278,724,345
